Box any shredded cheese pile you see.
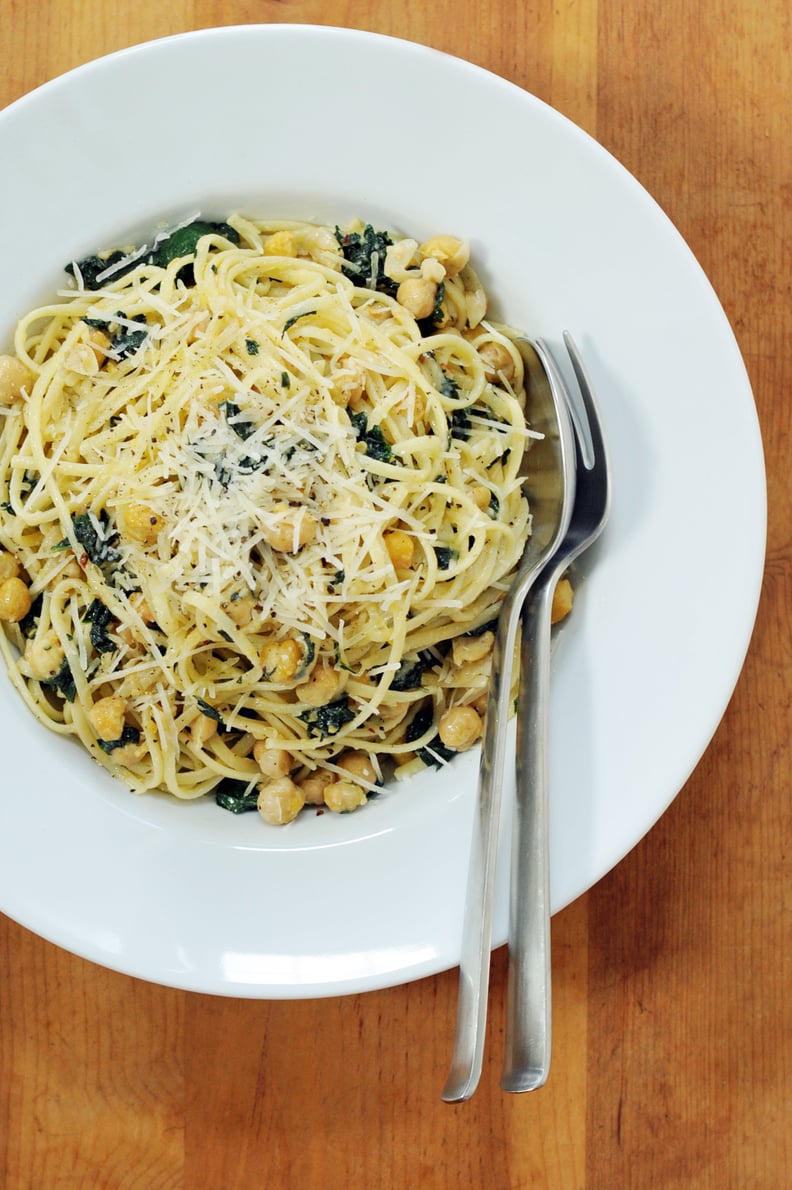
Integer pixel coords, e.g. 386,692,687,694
0,215,536,824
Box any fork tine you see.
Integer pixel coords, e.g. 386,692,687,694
562,332,607,474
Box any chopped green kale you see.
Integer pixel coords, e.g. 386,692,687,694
434,545,458,571
283,309,316,334
390,656,428,692
215,778,260,814
405,702,456,766
219,400,256,441
298,695,356,739
449,408,472,441
335,225,398,295
148,219,240,270
83,599,116,654
18,592,43,638
245,338,259,355
66,218,240,291
350,411,393,463
71,511,121,567
66,251,129,289
42,657,77,703
196,697,224,724
83,312,148,360
438,369,460,399
97,723,141,755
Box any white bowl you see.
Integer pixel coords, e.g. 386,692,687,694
0,26,765,996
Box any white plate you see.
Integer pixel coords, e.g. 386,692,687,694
0,26,765,996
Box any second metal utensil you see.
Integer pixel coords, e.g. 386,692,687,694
501,334,611,1093
441,339,577,1104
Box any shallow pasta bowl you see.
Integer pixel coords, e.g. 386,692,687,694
0,26,765,996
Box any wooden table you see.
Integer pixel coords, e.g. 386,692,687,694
1,3,788,1186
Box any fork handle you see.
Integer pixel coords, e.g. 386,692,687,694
500,571,556,1092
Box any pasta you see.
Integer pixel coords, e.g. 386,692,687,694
0,215,538,824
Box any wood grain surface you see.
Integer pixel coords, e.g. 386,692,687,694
1,2,788,1186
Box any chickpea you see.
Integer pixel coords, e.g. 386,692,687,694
88,695,127,742
123,503,164,546
551,577,574,625
257,777,305,826
252,741,293,779
479,340,516,384
85,326,111,366
298,770,334,806
396,276,438,320
23,631,65,681
383,529,414,570
330,359,367,407
0,552,21,582
66,342,102,376
295,662,342,707
336,750,378,788
438,705,483,752
262,505,316,553
418,235,470,278
260,637,303,683
452,630,495,666
0,576,32,623
190,713,218,747
0,354,31,406
264,230,298,257
323,779,368,814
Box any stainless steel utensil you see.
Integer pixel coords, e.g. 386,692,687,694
441,340,578,1104
501,333,611,1093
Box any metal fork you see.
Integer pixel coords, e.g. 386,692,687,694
501,332,611,1092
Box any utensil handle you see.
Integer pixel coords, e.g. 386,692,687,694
441,604,522,1103
501,576,555,1092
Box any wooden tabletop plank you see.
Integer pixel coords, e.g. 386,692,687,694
1,1,788,1185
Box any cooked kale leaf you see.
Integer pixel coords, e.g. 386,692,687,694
449,407,472,442
405,702,455,766
66,219,240,291
97,724,140,755
434,545,458,571
71,511,121,566
83,599,116,654
283,309,317,334
298,695,356,739
66,251,129,289
196,697,224,724
84,312,148,360
350,411,393,463
18,592,43,638
390,656,428,692
335,225,398,295
215,778,260,814
42,657,77,703
219,400,257,441
148,219,240,269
